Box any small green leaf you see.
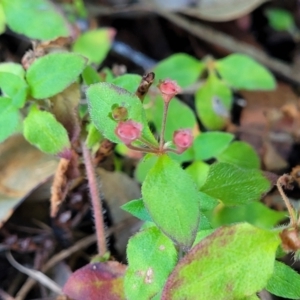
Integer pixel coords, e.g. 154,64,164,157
0,62,25,78
201,162,270,205
72,28,115,64
112,74,142,93
162,223,280,300
134,154,158,183
0,4,6,35
125,227,178,300
266,261,300,299
195,74,232,130
82,65,101,85
217,141,260,169
216,54,276,90
86,123,102,149
266,9,295,32
185,161,209,188
142,155,200,249
153,53,204,87
121,199,152,222
0,97,20,142
149,96,197,141
23,106,70,154
0,72,28,108
2,0,70,40
86,82,156,144
213,202,286,229
26,52,86,99
193,132,234,160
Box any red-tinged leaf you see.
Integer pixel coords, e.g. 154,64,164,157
63,261,126,300
162,223,280,300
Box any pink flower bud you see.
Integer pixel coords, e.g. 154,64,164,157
173,129,193,153
158,79,181,103
115,120,142,145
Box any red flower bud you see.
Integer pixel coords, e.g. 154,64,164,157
115,120,142,144
158,79,181,103
173,129,193,153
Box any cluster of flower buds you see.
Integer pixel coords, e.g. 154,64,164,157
114,78,193,154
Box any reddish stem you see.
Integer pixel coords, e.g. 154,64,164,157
81,141,107,256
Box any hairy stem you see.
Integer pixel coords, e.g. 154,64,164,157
159,101,170,151
81,141,107,256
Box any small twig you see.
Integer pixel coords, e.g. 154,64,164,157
6,252,62,296
16,218,136,300
81,141,107,256
277,176,297,227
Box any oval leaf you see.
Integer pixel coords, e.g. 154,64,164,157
26,52,86,99
23,107,70,154
142,155,200,249
265,9,295,32
124,227,178,300
121,199,152,222
72,28,115,64
185,161,210,189
0,97,20,142
86,82,156,144
162,223,280,300
217,141,260,169
201,162,270,205
193,132,234,161
153,53,204,88
195,74,232,130
216,54,276,90
112,74,142,93
2,0,70,40
0,62,25,77
266,261,300,299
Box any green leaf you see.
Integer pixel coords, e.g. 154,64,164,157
213,202,286,229
201,162,270,205
193,132,234,160
195,74,232,130
149,96,197,141
0,62,25,78
153,53,204,87
26,52,86,99
0,4,6,35
23,106,70,154
112,74,142,93
86,82,156,144
217,141,260,169
125,227,178,300
216,54,276,90
85,123,102,149
142,155,200,249
266,9,295,32
185,161,209,189
134,154,158,183
121,199,152,222
162,223,280,299
82,65,101,85
0,72,28,108
2,0,70,40
0,97,20,142
266,261,300,299
72,28,115,64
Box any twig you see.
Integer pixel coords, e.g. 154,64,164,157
15,218,136,300
81,141,107,256
86,4,300,85
6,252,62,296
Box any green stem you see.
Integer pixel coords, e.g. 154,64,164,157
159,101,170,151
81,141,107,256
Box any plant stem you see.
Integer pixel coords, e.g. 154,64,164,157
277,177,297,227
81,141,107,256
159,101,170,151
